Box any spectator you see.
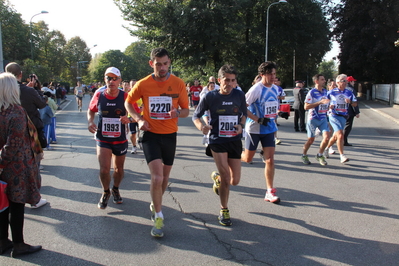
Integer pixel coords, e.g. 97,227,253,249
0,72,43,257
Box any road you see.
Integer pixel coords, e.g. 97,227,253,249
2,95,399,266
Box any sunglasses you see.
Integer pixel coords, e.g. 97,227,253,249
106,76,119,81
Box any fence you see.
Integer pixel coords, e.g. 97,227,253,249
372,84,399,106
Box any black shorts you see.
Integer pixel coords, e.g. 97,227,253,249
206,139,242,159
192,100,199,106
142,131,177,165
97,141,128,156
129,122,138,134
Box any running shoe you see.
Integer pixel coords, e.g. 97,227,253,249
323,149,329,158
259,150,265,163
275,138,282,145
150,202,155,221
218,208,232,226
151,217,164,237
211,171,221,195
98,191,111,209
111,188,123,204
301,155,311,165
131,146,137,154
316,154,327,166
329,147,336,154
264,188,280,203
340,155,349,163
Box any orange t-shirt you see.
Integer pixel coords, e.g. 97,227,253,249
126,74,189,134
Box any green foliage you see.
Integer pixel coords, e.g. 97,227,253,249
123,41,153,80
0,0,30,62
62,37,92,84
332,0,399,83
317,60,337,82
117,0,331,90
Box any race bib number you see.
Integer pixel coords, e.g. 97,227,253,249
102,118,121,138
194,91,199,97
319,103,329,114
264,101,278,119
219,115,238,137
149,96,172,119
335,97,347,113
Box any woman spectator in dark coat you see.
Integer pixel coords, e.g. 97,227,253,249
0,73,42,257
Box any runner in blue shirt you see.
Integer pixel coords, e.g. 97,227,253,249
325,74,358,163
241,61,281,204
301,74,330,166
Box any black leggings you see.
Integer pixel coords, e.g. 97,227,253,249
0,201,25,244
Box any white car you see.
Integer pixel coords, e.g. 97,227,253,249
282,88,294,110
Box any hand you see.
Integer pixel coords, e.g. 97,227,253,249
169,107,180,118
356,114,360,118
88,121,97,133
201,124,212,135
234,124,243,134
119,115,131,124
138,119,151,131
320,98,330,105
345,98,351,104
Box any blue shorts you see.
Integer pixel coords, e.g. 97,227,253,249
306,118,329,138
129,122,138,134
96,141,128,156
192,100,199,106
142,131,177,165
328,115,347,132
245,133,275,150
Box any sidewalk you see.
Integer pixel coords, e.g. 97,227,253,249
358,99,399,125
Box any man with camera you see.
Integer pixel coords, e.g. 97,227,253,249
241,61,281,204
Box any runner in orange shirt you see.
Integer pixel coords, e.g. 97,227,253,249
125,48,189,238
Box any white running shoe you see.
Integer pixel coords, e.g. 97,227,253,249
131,146,137,154
340,154,349,163
323,149,329,158
329,147,335,154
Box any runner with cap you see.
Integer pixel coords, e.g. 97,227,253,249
87,67,130,209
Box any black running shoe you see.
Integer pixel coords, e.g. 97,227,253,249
98,191,111,209
112,188,123,204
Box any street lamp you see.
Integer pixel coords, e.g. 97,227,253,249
30,11,49,60
265,0,287,62
76,45,97,81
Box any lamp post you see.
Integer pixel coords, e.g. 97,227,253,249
265,0,287,62
76,45,97,81
30,11,49,60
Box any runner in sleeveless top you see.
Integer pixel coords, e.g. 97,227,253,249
193,65,247,226
87,67,130,209
74,81,84,112
125,48,189,238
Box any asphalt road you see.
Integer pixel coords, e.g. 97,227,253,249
2,95,399,266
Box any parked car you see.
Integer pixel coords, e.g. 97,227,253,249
282,88,294,110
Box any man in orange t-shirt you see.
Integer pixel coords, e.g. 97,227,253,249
125,48,189,238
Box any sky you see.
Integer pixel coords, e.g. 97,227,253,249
7,0,339,60
8,0,137,55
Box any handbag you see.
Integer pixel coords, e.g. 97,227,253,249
0,180,9,213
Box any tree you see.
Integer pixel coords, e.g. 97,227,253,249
62,37,91,84
331,0,399,83
90,50,130,82
317,60,337,81
32,21,66,80
124,41,153,80
116,0,331,90
0,0,30,63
